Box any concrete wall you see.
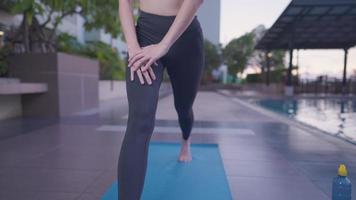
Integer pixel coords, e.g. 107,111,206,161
57,53,99,116
0,95,21,120
9,53,99,117
99,81,127,101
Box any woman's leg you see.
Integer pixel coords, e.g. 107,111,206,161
117,61,164,200
164,27,204,161
165,28,204,141
166,56,204,161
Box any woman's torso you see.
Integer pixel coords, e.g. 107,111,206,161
139,0,184,16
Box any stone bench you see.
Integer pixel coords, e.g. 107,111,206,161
0,78,48,120
0,78,48,95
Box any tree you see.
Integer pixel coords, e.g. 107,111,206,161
3,0,120,53
202,39,221,83
223,33,254,80
269,50,285,69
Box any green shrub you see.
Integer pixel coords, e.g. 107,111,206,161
57,33,86,55
0,45,11,77
83,41,125,80
246,68,285,84
246,73,262,83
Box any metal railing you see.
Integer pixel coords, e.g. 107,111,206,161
295,78,356,95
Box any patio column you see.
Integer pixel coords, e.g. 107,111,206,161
287,48,294,87
342,48,349,94
285,40,294,96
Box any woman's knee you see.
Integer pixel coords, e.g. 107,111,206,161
128,105,156,132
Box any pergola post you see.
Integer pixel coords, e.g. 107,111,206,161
287,48,294,86
285,38,294,96
342,48,349,94
265,51,271,86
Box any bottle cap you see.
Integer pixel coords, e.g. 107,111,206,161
338,164,348,177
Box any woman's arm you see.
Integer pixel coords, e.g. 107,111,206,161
128,0,204,71
119,0,140,52
119,0,156,85
160,0,204,51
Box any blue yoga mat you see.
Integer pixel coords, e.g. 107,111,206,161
101,142,232,200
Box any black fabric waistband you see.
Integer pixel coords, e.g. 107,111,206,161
135,9,202,45
138,9,178,19
138,9,198,19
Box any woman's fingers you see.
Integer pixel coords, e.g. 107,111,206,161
130,67,134,81
136,68,145,85
128,52,139,63
128,52,145,67
148,66,156,80
142,70,152,85
129,55,145,68
128,50,141,63
132,57,148,71
130,66,156,85
141,58,155,72
129,50,144,62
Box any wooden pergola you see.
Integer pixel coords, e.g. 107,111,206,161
255,0,356,95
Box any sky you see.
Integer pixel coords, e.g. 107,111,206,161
220,0,356,79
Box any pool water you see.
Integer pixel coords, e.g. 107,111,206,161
250,98,356,142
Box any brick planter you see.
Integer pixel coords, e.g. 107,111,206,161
9,52,99,117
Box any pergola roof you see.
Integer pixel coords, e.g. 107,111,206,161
255,0,356,50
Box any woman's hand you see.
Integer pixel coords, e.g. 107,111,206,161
128,46,157,85
128,42,170,72
127,46,142,62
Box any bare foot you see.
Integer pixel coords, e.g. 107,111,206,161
178,138,192,163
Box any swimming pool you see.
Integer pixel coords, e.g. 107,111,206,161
249,98,356,143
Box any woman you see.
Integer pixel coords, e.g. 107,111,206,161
117,0,205,199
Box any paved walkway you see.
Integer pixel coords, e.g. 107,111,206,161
0,91,355,200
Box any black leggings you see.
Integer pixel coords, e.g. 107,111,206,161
117,9,204,200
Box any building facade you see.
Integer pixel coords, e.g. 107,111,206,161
197,0,221,45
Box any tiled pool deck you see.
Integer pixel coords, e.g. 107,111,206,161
0,91,355,200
